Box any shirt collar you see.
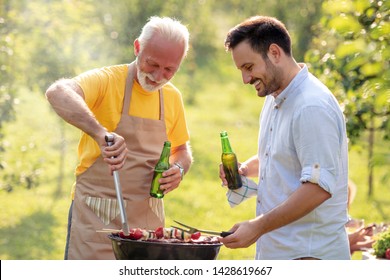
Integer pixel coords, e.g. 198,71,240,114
273,63,308,109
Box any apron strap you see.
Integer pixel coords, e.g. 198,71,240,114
121,62,136,115
158,90,164,121
122,62,164,121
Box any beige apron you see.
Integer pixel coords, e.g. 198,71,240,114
67,62,166,259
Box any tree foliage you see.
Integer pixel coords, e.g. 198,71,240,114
0,0,17,126
0,0,113,191
1,0,388,194
1,0,17,183
306,0,390,195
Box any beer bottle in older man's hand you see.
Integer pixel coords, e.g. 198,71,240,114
150,141,171,198
220,131,242,190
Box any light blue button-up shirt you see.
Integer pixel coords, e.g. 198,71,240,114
256,64,350,259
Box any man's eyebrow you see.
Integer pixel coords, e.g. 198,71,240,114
238,63,251,70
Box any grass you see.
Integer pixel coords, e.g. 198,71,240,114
0,72,389,260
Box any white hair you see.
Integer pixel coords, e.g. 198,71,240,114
138,16,190,57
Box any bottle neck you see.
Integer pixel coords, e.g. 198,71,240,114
159,144,171,163
221,137,233,153
155,144,170,171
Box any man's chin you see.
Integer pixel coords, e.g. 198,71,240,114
256,90,265,97
144,82,169,92
139,81,160,92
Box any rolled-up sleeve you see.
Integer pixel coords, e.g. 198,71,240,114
293,106,342,194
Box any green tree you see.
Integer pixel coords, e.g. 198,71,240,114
0,0,17,133
306,0,390,197
1,0,22,191
207,0,324,62
0,0,112,192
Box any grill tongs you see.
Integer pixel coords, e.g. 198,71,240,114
173,220,233,237
106,134,130,236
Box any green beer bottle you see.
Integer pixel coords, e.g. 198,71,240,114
150,141,171,198
220,131,242,190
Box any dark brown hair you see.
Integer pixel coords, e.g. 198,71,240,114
225,16,292,58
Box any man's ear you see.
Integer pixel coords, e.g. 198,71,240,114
267,43,282,63
134,39,140,56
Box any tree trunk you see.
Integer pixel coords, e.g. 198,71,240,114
367,117,374,197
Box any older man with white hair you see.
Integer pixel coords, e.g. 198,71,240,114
46,16,192,259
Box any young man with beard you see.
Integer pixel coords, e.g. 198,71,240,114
219,16,350,259
46,16,192,259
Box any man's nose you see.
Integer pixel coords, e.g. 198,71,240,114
155,69,173,82
242,73,252,84
153,70,164,82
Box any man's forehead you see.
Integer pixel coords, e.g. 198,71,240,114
232,42,260,68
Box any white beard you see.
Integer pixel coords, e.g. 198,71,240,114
136,59,169,92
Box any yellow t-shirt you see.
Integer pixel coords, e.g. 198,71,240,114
73,64,190,176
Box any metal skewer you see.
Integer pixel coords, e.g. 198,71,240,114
105,134,130,236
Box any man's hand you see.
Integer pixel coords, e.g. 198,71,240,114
102,133,128,173
219,219,262,248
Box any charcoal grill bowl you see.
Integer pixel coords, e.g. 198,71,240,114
108,234,222,260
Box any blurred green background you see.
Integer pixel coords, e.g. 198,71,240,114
0,0,389,260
